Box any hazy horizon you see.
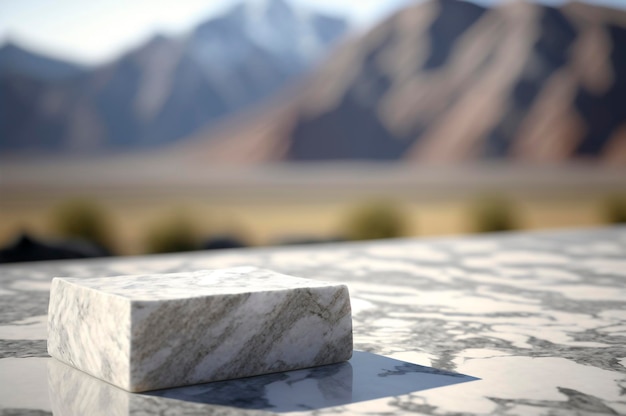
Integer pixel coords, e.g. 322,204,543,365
2,0,626,66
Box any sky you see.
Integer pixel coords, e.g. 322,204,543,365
1,0,625,66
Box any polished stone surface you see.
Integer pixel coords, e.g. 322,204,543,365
48,267,352,392
46,351,475,415
1,227,626,415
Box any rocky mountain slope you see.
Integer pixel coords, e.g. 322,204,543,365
0,42,85,80
0,0,347,154
191,0,626,165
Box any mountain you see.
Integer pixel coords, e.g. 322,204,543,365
0,42,85,80
0,0,348,154
189,0,626,166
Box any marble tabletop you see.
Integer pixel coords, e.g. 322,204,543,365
1,227,625,415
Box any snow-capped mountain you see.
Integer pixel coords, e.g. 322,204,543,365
0,0,348,154
185,0,347,110
190,0,336,67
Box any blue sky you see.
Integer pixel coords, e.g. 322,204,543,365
1,0,625,65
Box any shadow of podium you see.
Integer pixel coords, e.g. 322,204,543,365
48,351,478,414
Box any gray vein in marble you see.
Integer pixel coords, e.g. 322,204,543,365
0,340,47,359
0,410,51,416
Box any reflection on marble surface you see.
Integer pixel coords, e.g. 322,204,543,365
47,359,267,416
0,358,50,411
2,228,626,415
47,351,476,414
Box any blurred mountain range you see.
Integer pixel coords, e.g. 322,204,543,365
188,0,626,166
0,43,86,81
2,0,626,166
0,0,347,154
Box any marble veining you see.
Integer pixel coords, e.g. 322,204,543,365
47,267,353,392
2,227,626,415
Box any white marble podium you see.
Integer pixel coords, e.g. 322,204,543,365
48,267,353,392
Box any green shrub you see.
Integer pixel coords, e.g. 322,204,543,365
470,194,518,233
343,200,407,241
144,210,200,254
602,195,626,224
51,199,113,250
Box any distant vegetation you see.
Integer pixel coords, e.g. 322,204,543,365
469,194,518,233
602,195,626,224
343,200,408,241
50,199,114,251
144,209,201,254
6,190,626,263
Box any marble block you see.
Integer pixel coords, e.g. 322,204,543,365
47,266,353,392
